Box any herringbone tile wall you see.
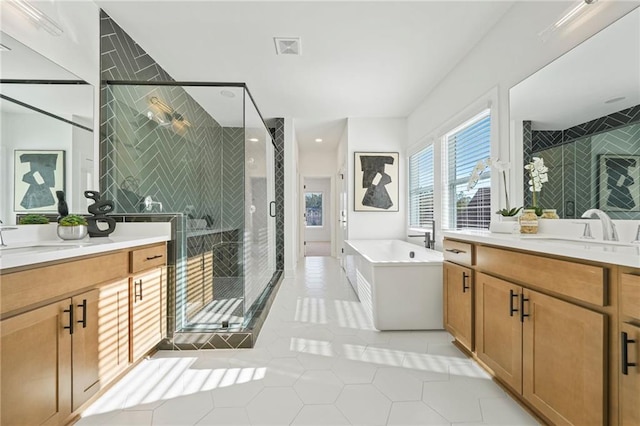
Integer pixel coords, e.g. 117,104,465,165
531,108,640,219
272,119,285,271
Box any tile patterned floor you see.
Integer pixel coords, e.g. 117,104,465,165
78,257,539,426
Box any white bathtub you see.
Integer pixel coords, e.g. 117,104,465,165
344,239,444,331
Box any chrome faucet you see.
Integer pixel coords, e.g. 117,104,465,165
408,220,436,249
0,220,18,247
581,209,618,241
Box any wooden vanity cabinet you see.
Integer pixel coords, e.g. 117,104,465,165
130,267,163,361
620,271,640,425
443,262,474,351
475,271,606,425
0,242,166,425
1,300,72,426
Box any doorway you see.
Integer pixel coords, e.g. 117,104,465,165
303,177,332,257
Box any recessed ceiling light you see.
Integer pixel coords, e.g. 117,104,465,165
249,138,259,142
315,138,323,143
220,90,236,98
604,96,626,104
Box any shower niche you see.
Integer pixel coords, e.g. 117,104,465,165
102,82,277,343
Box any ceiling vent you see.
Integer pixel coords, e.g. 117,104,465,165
274,37,301,55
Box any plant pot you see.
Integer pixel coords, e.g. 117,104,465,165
500,216,519,222
57,225,88,240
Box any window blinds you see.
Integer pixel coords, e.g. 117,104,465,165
409,145,434,228
443,110,491,230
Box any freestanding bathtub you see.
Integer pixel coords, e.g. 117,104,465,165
344,239,444,331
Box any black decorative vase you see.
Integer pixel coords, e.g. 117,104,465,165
56,190,69,222
84,190,117,237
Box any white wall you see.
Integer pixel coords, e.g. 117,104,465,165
299,149,338,176
407,1,639,211
284,117,299,277
303,177,332,242
347,117,407,240
1,111,73,222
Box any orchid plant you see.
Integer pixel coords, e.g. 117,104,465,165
524,156,549,216
467,158,522,217
493,159,522,217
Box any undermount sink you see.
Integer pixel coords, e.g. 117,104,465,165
0,241,94,255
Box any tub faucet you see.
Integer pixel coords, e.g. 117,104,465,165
408,220,436,249
581,209,618,241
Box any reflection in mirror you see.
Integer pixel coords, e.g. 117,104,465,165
510,8,640,219
0,32,94,225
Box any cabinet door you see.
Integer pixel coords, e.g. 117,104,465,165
186,254,205,320
1,300,72,425
131,268,162,362
522,289,605,425
72,280,130,410
475,272,522,393
72,288,100,410
443,262,473,351
620,322,639,426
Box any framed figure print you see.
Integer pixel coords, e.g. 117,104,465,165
14,150,65,212
354,151,399,212
598,154,639,212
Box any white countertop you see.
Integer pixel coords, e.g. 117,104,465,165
0,223,171,270
442,229,640,268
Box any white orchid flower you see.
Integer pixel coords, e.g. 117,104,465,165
491,159,510,172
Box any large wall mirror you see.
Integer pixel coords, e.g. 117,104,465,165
0,32,94,225
510,7,640,219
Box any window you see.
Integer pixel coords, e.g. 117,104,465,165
409,145,434,228
443,110,491,230
305,192,323,227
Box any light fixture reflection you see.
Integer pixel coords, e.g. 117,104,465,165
6,0,64,36
147,96,191,135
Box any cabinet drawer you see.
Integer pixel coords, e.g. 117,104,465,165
130,244,166,274
477,245,606,306
621,273,640,320
443,239,474,266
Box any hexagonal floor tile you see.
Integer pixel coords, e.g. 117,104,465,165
330,357,377,384
263,357,305,387
373,367,424,401
387,401,449,425
246,387,303,425
152,392,213,425
293,370,344,404
335,384,392,425
210,379,264,408
195,407,251,425
291,405,350,425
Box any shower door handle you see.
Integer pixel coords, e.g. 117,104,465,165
269,201,276,217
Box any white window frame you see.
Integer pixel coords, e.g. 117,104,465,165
408,144,435,232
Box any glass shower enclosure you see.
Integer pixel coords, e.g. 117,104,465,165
102,82,277,336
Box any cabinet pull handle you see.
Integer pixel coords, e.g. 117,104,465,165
462,272,470,293
135,279,143,302
509,290,519,317
520,294,530,323
63,304,74,335
269,201,276,218
78,299,87,328
445,248,465,254
622,331,637,375
146,254,163,261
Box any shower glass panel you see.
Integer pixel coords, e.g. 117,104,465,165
243,91,276,316
102,82,275,334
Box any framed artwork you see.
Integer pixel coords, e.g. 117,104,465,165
597,154,640,212
354,151,399,212
14,150,65,212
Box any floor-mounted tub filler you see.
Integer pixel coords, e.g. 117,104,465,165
344,239,444,331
